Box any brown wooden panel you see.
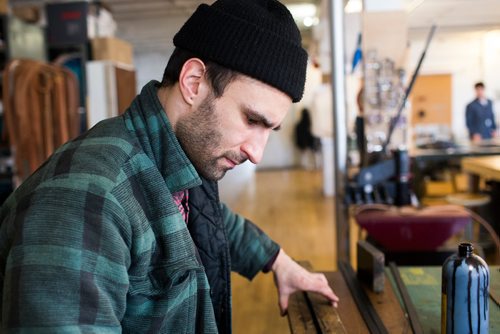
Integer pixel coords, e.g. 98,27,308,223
324,272,369,333
305,290,347,333
410,74,452,125
287,292,318,334
295,261,347,333
289,271,410,333
365,274,411,333
115,66,137,115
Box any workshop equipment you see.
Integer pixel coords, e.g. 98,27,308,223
357,240,385,293
349,25,438,207
354,204,471,251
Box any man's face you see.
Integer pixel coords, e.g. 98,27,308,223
175,76,292,181
476,86,485,99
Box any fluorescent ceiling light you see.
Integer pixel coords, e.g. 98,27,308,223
303,16,320,27
345,0,362,13
287,3,317,19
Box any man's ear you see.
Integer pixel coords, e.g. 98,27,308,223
178,58,207,106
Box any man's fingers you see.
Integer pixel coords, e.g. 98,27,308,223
306,274,340,304
318,284,339,302
314,273,329,285
279,293,290,316
296,272,340,303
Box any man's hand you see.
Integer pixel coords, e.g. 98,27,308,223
472,133,482,143
271,249,339,316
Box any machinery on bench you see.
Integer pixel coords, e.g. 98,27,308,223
345,25,474,265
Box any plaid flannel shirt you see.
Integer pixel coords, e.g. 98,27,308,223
0,81,279,333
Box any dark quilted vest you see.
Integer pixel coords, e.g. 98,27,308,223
188,177,232,334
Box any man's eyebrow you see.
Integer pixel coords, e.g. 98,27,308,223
244,107,281,131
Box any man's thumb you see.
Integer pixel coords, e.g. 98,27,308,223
279,293,289,317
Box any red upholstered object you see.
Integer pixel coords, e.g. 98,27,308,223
355,205,471,251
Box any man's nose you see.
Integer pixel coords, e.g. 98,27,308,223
241,130,270,164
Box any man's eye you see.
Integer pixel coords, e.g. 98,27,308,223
247,117,258,125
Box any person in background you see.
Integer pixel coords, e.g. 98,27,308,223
294,108,321,170
466,82,497,143
0,0,338,333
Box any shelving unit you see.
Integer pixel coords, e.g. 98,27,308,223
46,1,90,133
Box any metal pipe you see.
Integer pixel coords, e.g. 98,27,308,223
328,0,349,263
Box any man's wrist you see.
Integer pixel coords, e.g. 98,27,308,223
271,248,286,272
263,248,281,273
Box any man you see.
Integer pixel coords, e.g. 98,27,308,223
0,0,338,333
466,82,497,142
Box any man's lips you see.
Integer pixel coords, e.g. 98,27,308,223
225,156,247,168
222,153,248,169
225,157,237,168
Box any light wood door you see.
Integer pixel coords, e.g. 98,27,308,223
411,74,452,125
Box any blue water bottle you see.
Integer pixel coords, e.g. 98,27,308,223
441,242,489,333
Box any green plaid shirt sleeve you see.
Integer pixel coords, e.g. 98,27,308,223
0,174,131,333
220,203,280,280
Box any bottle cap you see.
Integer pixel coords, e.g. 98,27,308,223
458,242,473,257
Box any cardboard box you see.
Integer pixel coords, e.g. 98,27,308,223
13,6,41,23
91,37,133,66
0,0,8,14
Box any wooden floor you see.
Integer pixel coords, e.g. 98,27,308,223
221,169,336,334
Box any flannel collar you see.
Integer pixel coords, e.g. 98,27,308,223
125,80,201,193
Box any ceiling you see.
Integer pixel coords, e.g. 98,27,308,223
8,0,500,53
104,0,500,28
407,0,500,30
105,0,321,21
102,0,500,30
105,0,321,52
104,0,500,52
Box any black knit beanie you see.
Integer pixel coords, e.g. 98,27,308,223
173,0,308,102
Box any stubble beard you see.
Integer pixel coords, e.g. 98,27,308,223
175,95,233,181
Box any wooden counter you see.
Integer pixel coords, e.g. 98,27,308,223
462,156,500,182
288,266,500,333
287,270,409,333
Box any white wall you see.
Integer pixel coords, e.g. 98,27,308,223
258,61,323,169
121,15,188,92
218,161,256,204
483,30,500,128
408,28,500,141
134,52,170,91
